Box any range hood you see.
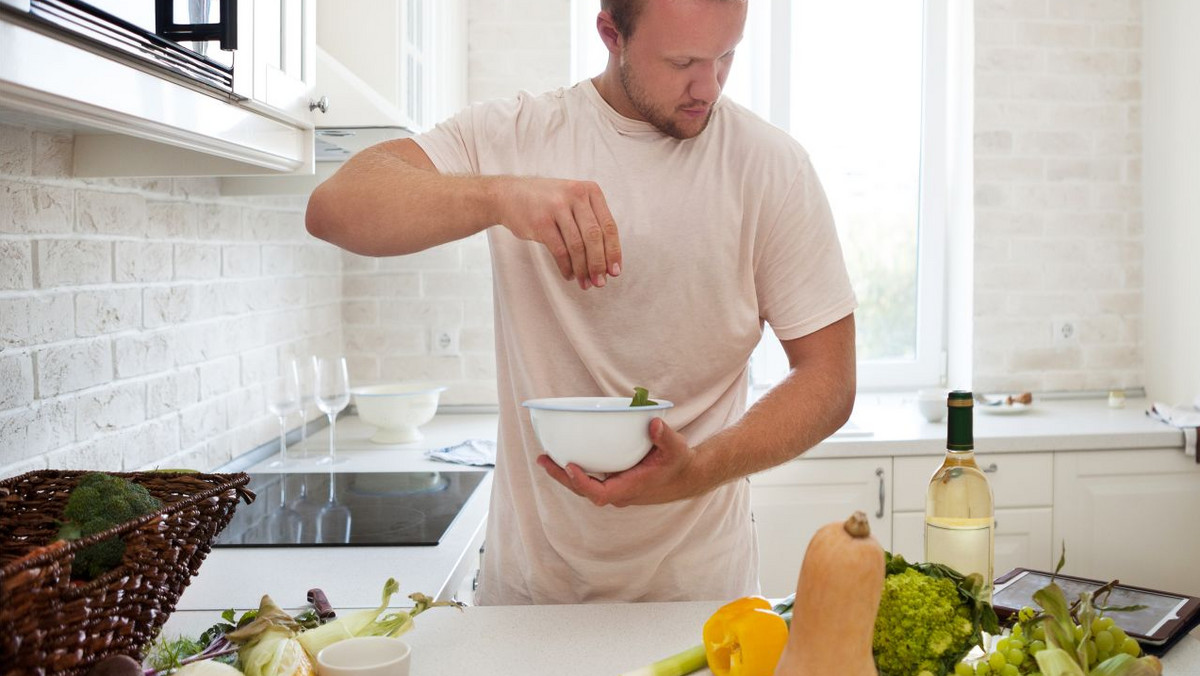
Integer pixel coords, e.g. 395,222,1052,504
219,46,415,195
311,45,416,161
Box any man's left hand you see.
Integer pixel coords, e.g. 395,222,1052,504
535,417,700,507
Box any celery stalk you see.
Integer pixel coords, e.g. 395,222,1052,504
619,644,707,676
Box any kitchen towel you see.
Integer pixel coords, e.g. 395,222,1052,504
1147,402,1200,463
425,439,496,467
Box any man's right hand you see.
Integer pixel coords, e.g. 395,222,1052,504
492,176,622,289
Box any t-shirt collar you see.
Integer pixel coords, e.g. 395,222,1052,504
580,78,722,138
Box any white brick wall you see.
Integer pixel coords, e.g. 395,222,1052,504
973,0,1143,393
0,125,343,478
342,0,571,407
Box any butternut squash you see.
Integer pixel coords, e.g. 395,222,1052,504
774,511,884,676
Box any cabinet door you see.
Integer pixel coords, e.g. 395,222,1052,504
750,458,892,598
1053,449,1200,596
250,0,316,124
893,507,1053,577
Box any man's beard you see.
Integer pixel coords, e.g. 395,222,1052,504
619,59,714,140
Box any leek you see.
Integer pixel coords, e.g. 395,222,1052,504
620,644,707,676
295,578,462,658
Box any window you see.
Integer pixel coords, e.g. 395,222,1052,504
572,0,960,391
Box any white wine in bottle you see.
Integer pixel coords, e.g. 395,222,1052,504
924,390,995,601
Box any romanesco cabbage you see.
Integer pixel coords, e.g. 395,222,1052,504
873,553,1000,676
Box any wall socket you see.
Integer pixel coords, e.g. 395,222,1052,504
431,327,460,356
1052,319,1079,346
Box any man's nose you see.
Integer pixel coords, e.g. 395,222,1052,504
690,62,722,103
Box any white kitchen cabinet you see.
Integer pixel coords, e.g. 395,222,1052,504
1053,449,1200,597
891,453,1055,575
243,0,318,127
750,457,892,598
314,0,466,132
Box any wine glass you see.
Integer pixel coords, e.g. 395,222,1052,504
317,472,352,544
285,473,322,544
264,361,301,467
265,474,302,543
313,355,350,465
294,356,315,453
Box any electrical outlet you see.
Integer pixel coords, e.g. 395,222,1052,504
1052,319,1079,347
431,327,460,356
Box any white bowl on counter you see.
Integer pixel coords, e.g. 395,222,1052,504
352,383,447,444
522,396,674,475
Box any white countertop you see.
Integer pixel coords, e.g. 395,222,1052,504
174,395,1185,612
159,600,1200,675
816,394,1183,457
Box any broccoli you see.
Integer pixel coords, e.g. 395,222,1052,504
55,472,163,580
873,553,1000,676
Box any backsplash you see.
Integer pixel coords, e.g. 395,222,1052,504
0,125,342,477
972,1,1143,393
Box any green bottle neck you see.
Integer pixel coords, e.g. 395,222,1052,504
947,399,974,451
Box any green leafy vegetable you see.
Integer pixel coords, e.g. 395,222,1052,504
630,387,658,407
55,472,163,580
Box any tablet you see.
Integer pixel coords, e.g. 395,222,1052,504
992,568,1200,650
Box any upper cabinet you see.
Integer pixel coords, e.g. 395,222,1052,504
0,0,317,177
219,0,467,194
310,0,466,142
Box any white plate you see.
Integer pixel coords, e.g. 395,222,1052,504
978,402,1033,415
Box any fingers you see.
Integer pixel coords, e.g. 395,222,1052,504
551,182,621,290
571,200,610,289
589,189,622,278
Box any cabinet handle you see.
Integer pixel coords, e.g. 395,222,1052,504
309,96,330,113
876,467,886,518
983,463,998,473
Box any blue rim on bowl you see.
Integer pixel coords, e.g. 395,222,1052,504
522,396,674,412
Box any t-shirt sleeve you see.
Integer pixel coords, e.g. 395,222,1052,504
411,93,532,176
755,154,858,341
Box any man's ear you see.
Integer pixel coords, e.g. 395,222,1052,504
596,10,622,56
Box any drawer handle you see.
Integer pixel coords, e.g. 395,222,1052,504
876,467,885,519
983,463,998,473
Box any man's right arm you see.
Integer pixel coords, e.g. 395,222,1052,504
305,139,623,289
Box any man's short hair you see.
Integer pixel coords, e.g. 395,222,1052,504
601,0,645,39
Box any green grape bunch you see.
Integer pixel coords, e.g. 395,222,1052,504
954,551,1161,676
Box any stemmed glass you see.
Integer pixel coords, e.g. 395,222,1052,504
313,355,350,465
285,473,322,544
264,360,301,467
295,356,315,454
317,472,353,544
265,474,302,544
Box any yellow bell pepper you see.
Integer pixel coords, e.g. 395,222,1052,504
702,596,789,676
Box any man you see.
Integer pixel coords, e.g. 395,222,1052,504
306,0,857,605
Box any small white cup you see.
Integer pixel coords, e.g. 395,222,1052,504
317,637,412,676
916,388,947,423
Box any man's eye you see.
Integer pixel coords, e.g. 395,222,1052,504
673,60,693,69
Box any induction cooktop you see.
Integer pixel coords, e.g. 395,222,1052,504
213,471,487,548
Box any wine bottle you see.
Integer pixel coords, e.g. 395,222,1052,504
924,390,995,601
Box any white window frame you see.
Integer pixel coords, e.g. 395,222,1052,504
570,0,957,392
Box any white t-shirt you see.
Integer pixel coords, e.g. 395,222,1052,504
413,80,856,605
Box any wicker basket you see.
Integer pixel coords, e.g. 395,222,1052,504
0,470,255,676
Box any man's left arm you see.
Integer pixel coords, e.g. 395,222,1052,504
537,312,856,506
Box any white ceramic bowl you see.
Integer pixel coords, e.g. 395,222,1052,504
916,388,948,423
317,636,411,676
522,396,675,474
352,383,447,444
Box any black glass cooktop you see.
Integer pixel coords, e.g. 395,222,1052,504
213,471,487,547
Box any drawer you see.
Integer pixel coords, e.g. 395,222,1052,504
894,452,1053,511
